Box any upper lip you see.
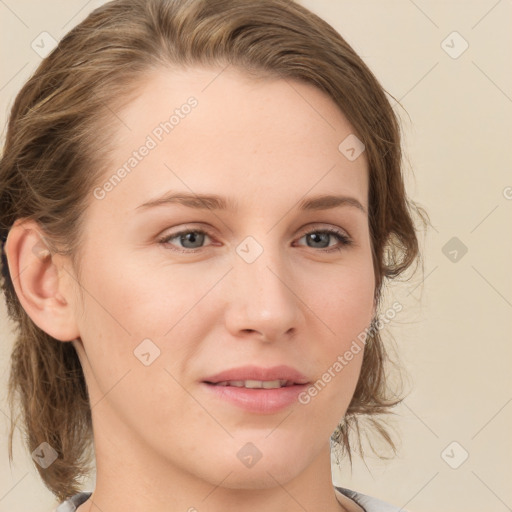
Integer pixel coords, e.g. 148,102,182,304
203,365,310,385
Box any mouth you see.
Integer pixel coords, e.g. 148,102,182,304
201,379,310,414
202,364,310,387
200,365,310,413
203,379,303,389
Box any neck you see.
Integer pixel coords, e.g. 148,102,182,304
77,415,349,512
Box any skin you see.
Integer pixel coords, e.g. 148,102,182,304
6,66,375,512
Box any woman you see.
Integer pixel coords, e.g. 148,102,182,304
0,0,427,510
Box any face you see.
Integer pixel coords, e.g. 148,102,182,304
68,66,375,490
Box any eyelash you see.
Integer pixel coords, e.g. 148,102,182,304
157,226,353,254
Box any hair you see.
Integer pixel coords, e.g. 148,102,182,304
0,0,429,503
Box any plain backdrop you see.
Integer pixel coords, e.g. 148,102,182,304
1,1,511,511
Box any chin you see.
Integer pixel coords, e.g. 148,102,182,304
217,466,301,490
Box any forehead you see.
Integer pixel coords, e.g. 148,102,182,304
92,66,368,215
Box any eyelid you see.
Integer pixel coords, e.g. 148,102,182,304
296,222,351,240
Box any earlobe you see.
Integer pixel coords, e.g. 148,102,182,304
4,219,80,342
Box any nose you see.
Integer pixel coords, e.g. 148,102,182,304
223,244,303,343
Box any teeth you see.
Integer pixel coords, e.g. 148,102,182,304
214,379,290,389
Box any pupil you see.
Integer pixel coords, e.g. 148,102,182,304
181,231,204,248
309,232,328,248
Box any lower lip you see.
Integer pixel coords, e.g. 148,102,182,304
201,382,309,414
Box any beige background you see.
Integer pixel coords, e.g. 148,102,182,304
1,1,511,511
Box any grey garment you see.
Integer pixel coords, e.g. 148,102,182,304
54,487,405,511
54,492,92,512
334,486,406,512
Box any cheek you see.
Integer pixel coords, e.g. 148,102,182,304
309,260,375,341
74,248,220,394
79,249,204,339
73,253,207,426
301,259,374,404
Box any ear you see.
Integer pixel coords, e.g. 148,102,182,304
4,219,80,342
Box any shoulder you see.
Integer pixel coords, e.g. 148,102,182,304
54,491,92,512
335,485,407,512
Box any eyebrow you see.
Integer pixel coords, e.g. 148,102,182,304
136,191,367,215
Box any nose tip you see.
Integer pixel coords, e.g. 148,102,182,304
224,254,302,342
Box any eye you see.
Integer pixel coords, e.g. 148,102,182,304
295,227,353,252
158,228,213,253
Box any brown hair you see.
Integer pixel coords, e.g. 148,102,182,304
0,0,429,502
